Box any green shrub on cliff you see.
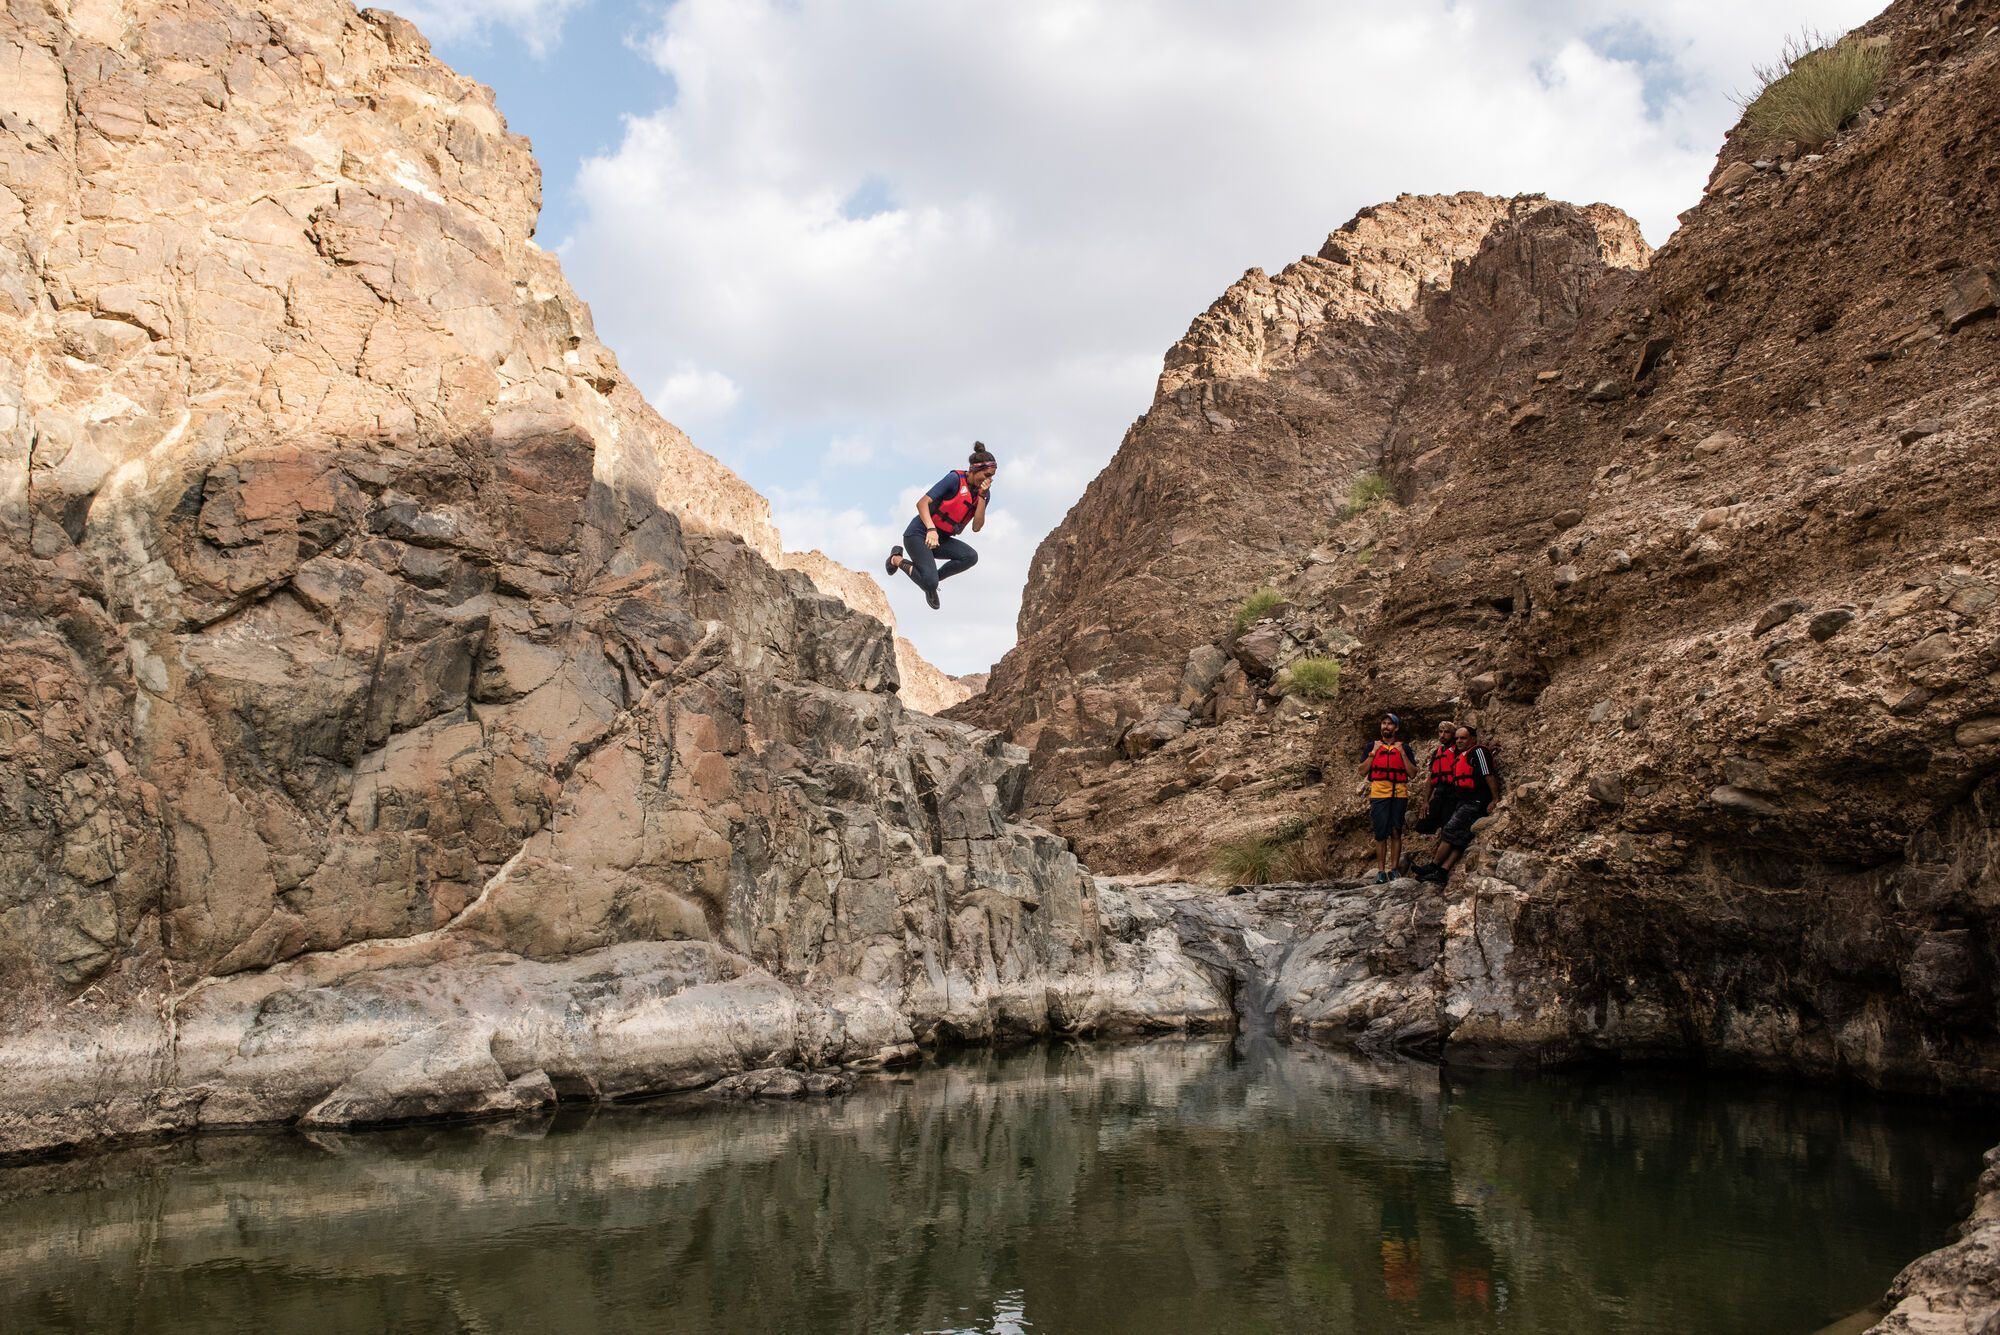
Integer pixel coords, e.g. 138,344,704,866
1342,471,1392,517
1233,587,1284,633
1212,816,1313,885
1279,657,1341,700
1740,32,1887,148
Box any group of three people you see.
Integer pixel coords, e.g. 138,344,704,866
1364,715,1498,885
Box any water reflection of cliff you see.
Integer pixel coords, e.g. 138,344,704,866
0,1040,1989,1334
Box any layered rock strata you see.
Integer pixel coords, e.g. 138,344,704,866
0,0,1184,1155
781,548,972,714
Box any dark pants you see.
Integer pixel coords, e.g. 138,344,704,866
1415,790,1458,836
902,519,978,595
1440,797,1487,851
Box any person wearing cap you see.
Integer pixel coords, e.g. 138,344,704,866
1363,713,1417,884
885,444,996,610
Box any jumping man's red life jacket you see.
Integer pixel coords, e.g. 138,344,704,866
932,471,980,535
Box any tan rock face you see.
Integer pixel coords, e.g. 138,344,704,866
779,549,971,715
963,0,2000,1098
0,0,1159,1154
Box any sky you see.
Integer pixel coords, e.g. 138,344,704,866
418,0,1883,677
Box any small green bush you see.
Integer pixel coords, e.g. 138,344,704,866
1211,817,1313,885
1342,471,1392,518
1739,31,1887,149
1232,587,1284,634
1280,656,1341,700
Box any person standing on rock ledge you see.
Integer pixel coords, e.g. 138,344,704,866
886,444,997,609
1364,713,1418,884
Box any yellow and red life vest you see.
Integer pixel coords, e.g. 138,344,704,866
932,471,980,534
1367,741,1412,799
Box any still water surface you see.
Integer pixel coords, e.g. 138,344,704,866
1,1040,1991,1335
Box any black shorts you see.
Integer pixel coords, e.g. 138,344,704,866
1415,791,1458,835
1440,798,1487,851
1369,797,1408,841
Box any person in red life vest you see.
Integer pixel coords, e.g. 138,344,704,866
1364,712,1418,884
885,444,996,609
1412,719,1458,839
1420,724,1499,884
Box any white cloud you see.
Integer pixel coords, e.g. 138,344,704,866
394,0,585,56
655,364,742,436
559,0,1882,676
826,434,875,468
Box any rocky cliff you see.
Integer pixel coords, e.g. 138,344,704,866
960,0,2000,1098
0,0,1205,1156
952,192,1650,853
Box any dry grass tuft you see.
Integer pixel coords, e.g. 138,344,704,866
1233,587,1284,634
1739,31,1887,149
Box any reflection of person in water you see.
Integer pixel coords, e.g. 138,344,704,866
1439,1202,1499,1316
1379,1191,1422,1304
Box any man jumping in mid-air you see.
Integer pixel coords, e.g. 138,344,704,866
886,444,996,609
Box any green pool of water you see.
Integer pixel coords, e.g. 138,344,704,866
1,1040,1990,1334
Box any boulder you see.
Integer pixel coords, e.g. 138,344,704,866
1709,786,1780,816
1957,716,2000,748
1723,758,1778,795
299,1022,552,1129
1754,599,1809,636
1905,633,1956,667
1903,931,1982,1018
1884,686,1933,716
1807,609,1854,641
1177,643,1232,710
1708,160,1758,195
1121,708,1192,760
1231,623,1299,678
1943,266,1998,331
1942,572,1997,616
